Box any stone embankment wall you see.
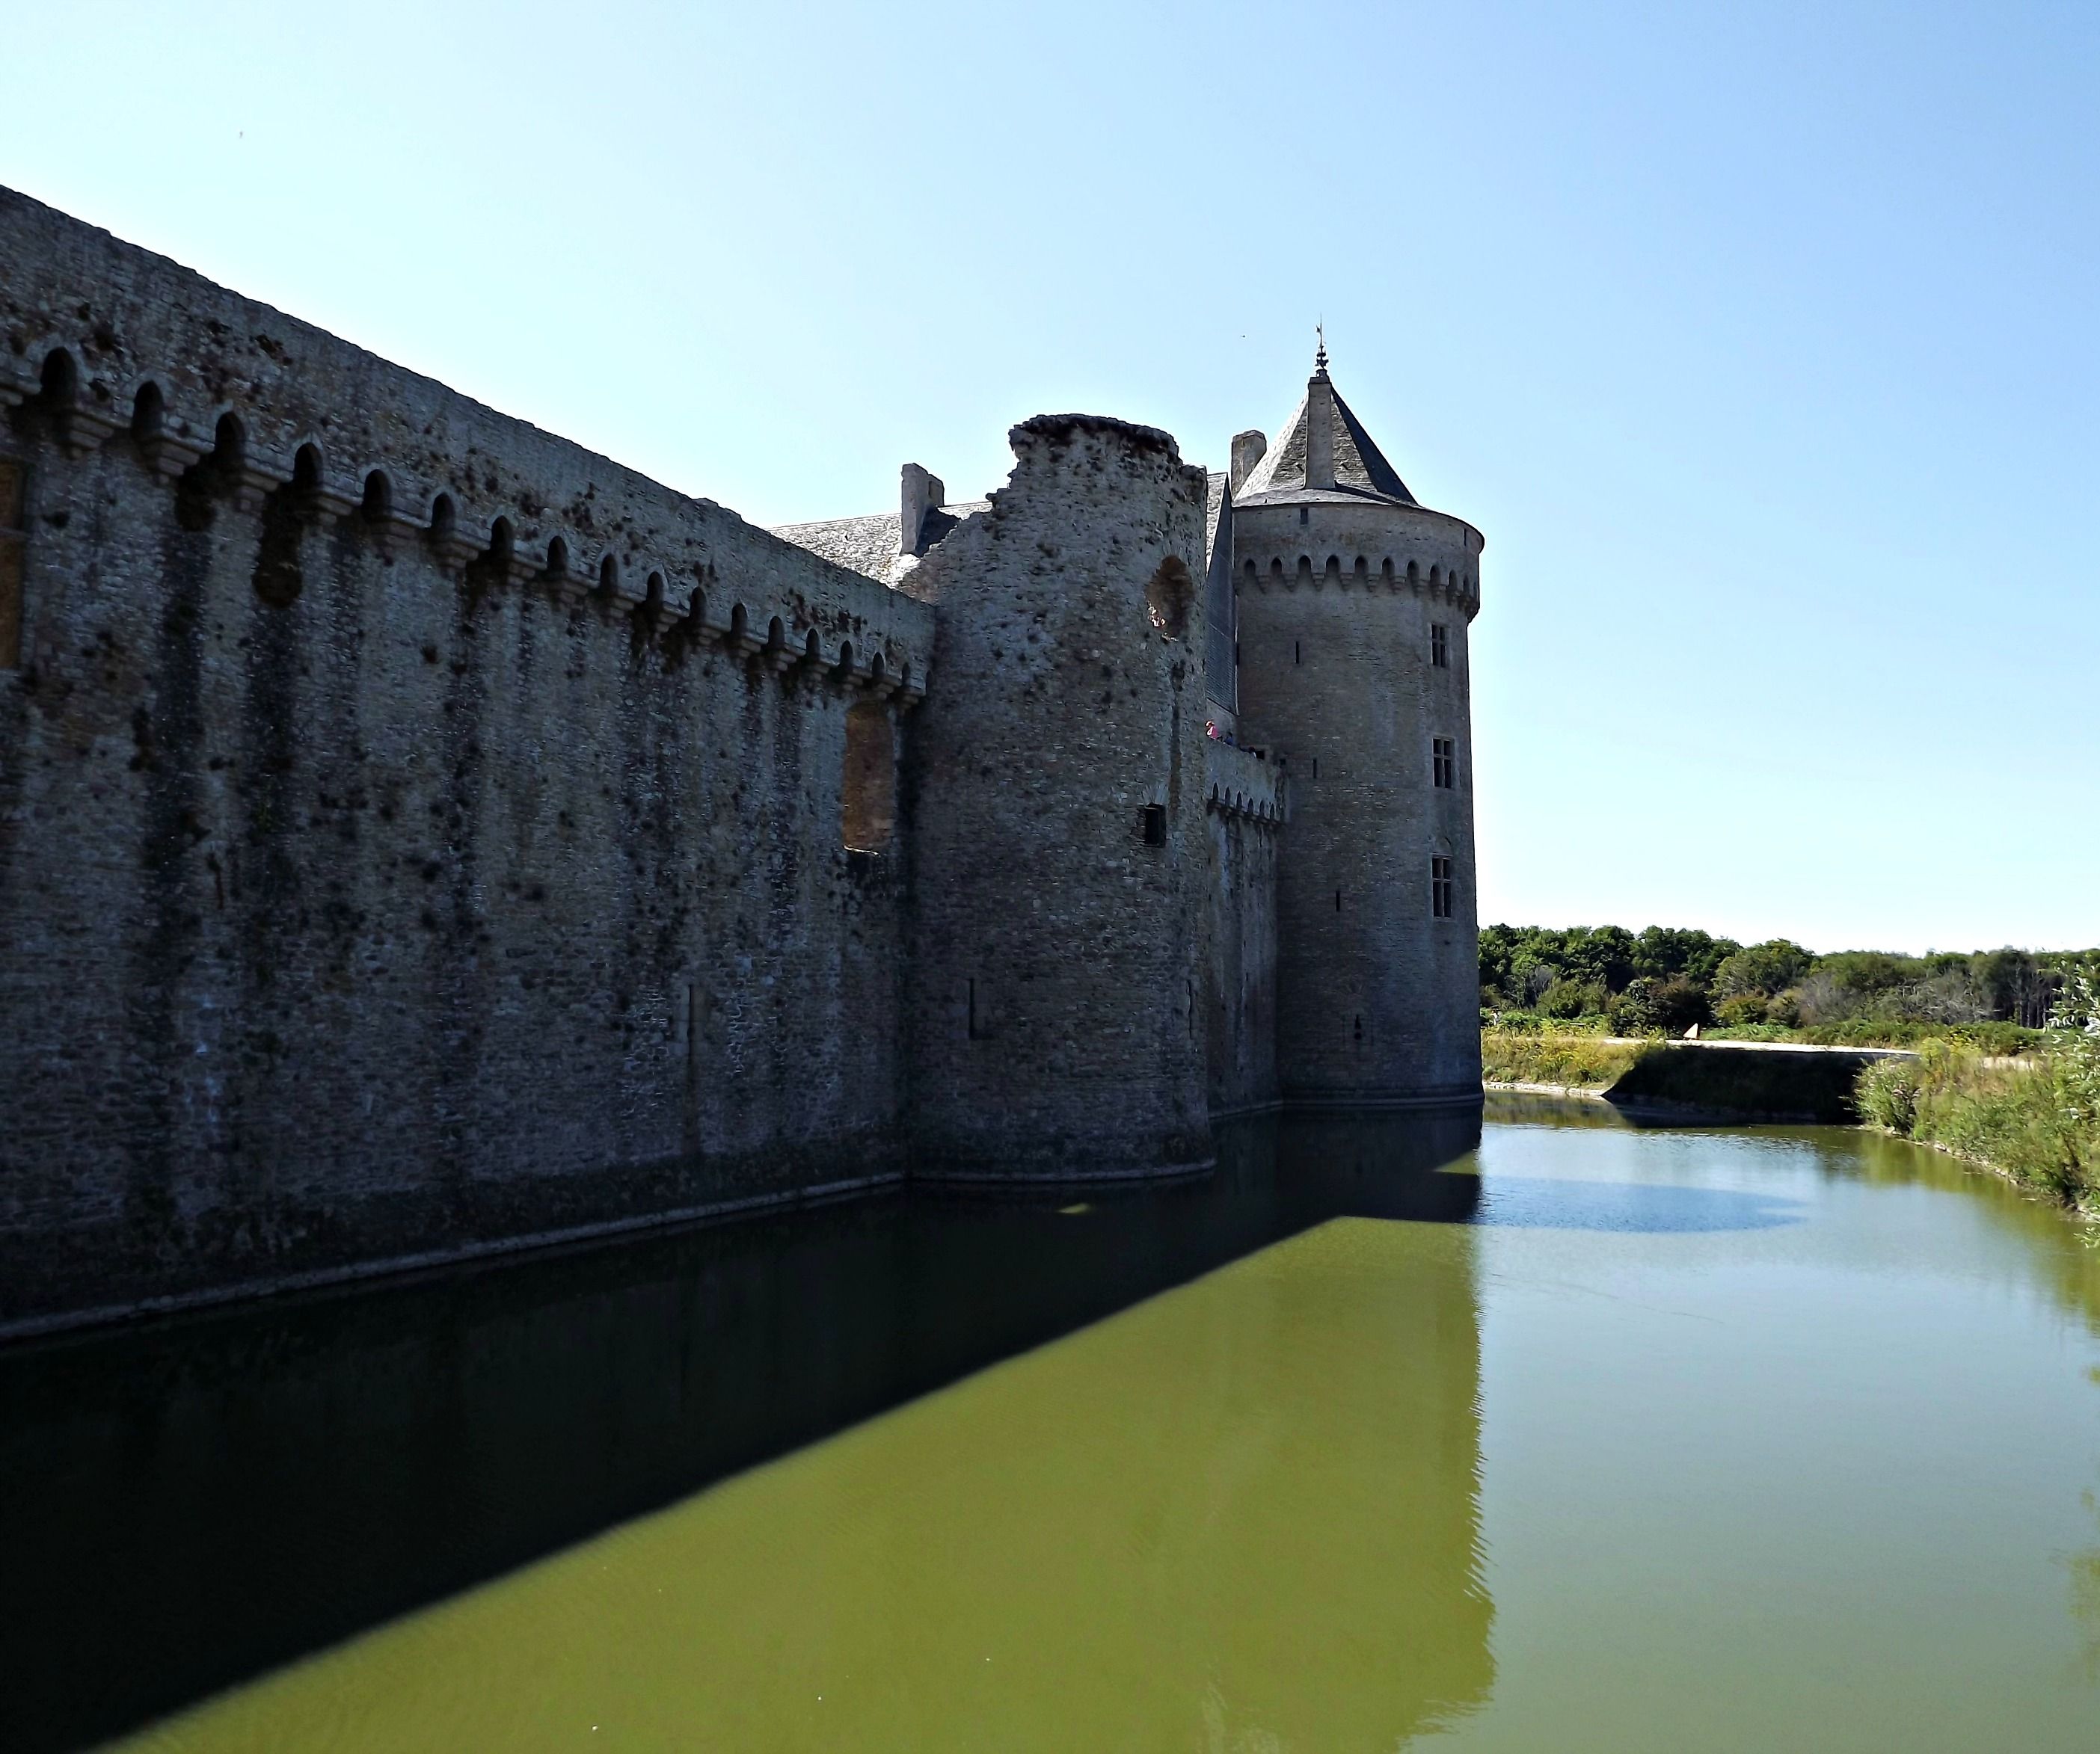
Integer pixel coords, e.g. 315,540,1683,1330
0,187,933,1329
896,416,1216,1177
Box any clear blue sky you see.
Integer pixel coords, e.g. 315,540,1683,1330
7,1,2094,955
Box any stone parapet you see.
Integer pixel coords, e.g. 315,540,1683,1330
1231,499,1482,623
0,186,930,703
1204,737,1285,828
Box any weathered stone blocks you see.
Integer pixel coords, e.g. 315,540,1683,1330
0,185,1487,1333
897,416,1216,1177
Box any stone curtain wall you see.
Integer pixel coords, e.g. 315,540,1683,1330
1204,739,1281,1116
0,182,1493,1329
897,416,1216,1178
0,187,933,1329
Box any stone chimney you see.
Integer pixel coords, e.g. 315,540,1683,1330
900,462,945,557
1229,429,1266,493
1305,367,1336,491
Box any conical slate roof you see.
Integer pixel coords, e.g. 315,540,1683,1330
1237,372,1415,505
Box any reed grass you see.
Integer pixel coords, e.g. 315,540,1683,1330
1481,1030,1642,1090
1857,1036,2099,1211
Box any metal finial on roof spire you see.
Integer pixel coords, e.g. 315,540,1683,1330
1314,321,1329,379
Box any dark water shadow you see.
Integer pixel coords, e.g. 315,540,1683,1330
0,1110,1485,1753
1484,1090,1636,1130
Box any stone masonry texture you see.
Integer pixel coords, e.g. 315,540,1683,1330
0,187,1482,1332
897,416,1215,1177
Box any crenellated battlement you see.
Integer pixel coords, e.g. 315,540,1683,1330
1205,737,1286,829
0,186,930,702
1232,542,1482,621
0,185,1484,1332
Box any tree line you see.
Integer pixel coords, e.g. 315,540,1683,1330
1479,923,2096,1040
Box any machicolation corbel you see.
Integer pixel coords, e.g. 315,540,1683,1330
1,302,931,709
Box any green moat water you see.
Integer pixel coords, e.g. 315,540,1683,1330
5,1100,2098,1750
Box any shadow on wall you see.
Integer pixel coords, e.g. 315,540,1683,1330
1603,1044,1879,1124
0,1109,1482,1754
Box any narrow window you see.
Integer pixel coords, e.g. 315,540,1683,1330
1431,623,1449,668
1293,639,1301,665
841,701,894,852
1431,856,1455,920
1432,736,1455,790
0,454,23,669
1311,756,1318,779
1298,506,1309,526
1335,888,1342,913
1141,804,1167,846
686,984,701,1097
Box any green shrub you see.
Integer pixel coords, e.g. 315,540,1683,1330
1713,993,1768,1029
1796,1018,2048,1054
1702,1021,1796,1041
1654,977,1711,1033
1855,976,2099,1209
1609,975,1709,1036
1538,978,1607,1021
1713,940,1813,999
1855,1056,1923,1132
1482,1009,1618,1037
1606,980,1657,1036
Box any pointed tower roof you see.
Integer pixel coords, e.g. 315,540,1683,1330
1236,346,1416,506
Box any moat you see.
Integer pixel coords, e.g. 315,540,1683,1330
4,1101,2096,1752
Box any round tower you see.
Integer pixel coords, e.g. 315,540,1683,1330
896,415,1218,1177
1229,347,1483,1105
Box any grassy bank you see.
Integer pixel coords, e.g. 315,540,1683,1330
1857,1041,2099,1212
1482,1030,1642,1090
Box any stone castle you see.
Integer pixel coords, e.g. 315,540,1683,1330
0,186,1482,1333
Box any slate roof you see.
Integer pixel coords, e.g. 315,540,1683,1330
1235,375,1415,506
773,501,990,586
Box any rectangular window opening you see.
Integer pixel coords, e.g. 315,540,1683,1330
841,703,895,853
1431,856,1455,920
1431,623,1449,669
1141,804,1167,846
685,984,701,1092
1432,736,1455,790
